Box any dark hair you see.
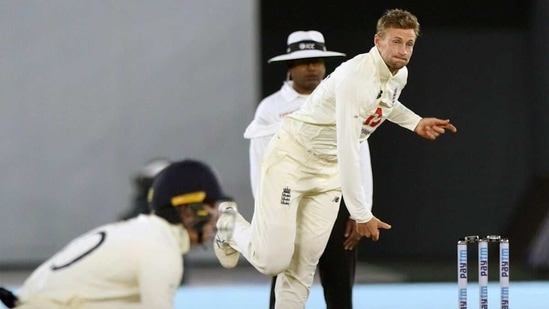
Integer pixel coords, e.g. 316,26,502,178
376,9,420,37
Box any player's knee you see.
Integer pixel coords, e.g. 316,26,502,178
262,259,291,276
255,248,293,275
259,263,290,276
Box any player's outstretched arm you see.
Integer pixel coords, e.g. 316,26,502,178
414,118,457,140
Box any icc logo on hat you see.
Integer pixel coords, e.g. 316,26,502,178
268,30,345,63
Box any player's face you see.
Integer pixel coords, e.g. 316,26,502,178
288,58,326,94
179,203,217,244
199,205,216,242
374,27,416,74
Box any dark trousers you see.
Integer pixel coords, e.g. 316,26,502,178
269,198,357,309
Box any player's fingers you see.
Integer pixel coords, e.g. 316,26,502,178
423,126,438,139
444,123,458,133
432,118,450,125
432,126,446,134
427,126,441,136
378,221,392,229
433,119,457,133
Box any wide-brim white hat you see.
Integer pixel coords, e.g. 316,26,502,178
268,30,345,63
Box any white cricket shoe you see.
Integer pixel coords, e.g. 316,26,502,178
213,201,240,269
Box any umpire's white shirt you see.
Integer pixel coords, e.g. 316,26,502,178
244,81,373,211
285,46,422,223
16,215,189,309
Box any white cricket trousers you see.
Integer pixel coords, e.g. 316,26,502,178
230,128,341,309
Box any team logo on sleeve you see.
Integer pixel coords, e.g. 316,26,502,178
392,88,398,104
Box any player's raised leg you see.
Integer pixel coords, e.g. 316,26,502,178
214,130,305,275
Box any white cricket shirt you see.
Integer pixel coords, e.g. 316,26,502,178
285,46,422,223
244,81,374,212
16,215,190,309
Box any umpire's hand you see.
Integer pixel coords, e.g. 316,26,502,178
356,217,391,241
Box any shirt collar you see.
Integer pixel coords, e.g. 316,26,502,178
370,46,407,83
147,214,191,255
280,81,308,102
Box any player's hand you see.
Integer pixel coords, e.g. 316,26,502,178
344,219,361,250
355,217,391,241
414,118,457,140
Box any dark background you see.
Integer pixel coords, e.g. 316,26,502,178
260,0,549,263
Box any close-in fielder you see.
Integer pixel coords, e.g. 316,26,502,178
214,9,457,309
244,30,372,309
0,159,228,309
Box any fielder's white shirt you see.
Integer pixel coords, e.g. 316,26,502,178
244,81,373,211
17,215,190,309
285,46,422,223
